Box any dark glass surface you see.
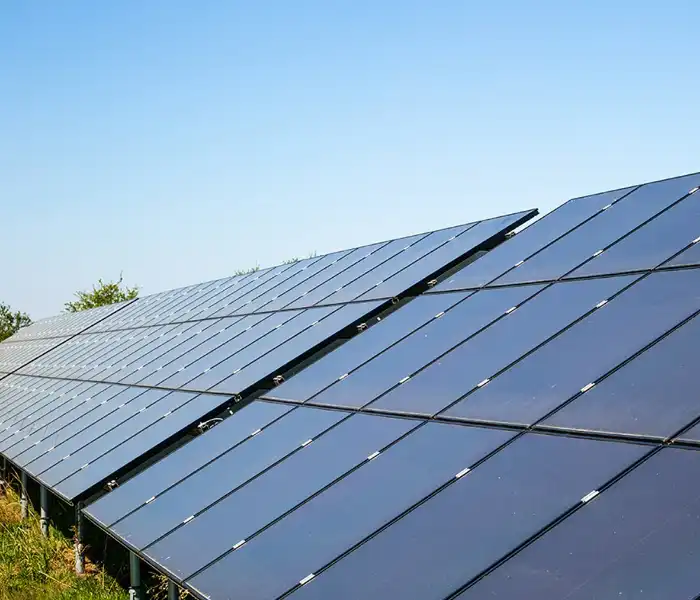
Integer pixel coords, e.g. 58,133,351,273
358,211,536,301
114,323,220,384
49,330,150,379
133,317,242,386
446,269,700,426
433,187,637,291
32,336,101,378
89,325,188,381
493,173,700,284
187,422,515,600
664,241,700,268
36,390,195,486
309,285,543,409
0,378,78,430
111,406,347,550
542,314,700,438
6,385,142,462
170,273,275,322
138,279,221,325
209,260,324,317
677,421,700,443
146,413,417,579
459,447,700,600
55,391,228,500
97,325,203,381
25,388,168,476
157,312,296,390
153,314,271,388
86,401,292,527
210,301,384,394
117,319,226,385
317,227,472,306
281,239,426,311
184,306,336,391
0,381,100,446
372,276,637,416
237,252,350,314
566,190,700,277
265,293,470,403
243,244,386,314
0,379,78,430
249,434,649,600
152,278,239,324
191,266,295,320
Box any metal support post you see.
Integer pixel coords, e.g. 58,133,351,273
74,505,85,575
40,485,49,537
129,551,144,600
20,471,28,519
167,580,180,600
0,457,6,496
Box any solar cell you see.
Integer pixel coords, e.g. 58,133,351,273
432,186,637,292
176,422,515,599
564,187,700,278
197,434,648,600
541,313,700,438
300,285,543,409
663,237,700,268
458,447,700,600
1,213,530,502
266,292,470,403
492,172,700,285
444,269,700,426
368,275,636,416
86,401,293,526
677,421,700,443
143,413,418,579
108,406,347,549
354,214,535,301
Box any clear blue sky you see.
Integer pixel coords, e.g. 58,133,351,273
2,1,699,318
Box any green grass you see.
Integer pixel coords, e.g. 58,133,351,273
0,487,127,600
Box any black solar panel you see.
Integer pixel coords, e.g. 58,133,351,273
457,447,700,600
5,171,700,600
0,212,531,502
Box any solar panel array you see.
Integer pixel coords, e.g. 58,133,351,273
0,211,532,503
81,171,700,600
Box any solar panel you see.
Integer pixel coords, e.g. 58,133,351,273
563,188,700,277
192,434,649,600
444,269,700,426
541,313,700,438
5,170,700,599
457,447,700,600
0,212,531,502
491,172,700,285
433,185,638,292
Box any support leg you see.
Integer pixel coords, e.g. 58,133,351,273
40,485,49,537
167,580,179,600
0,457,6,496
129,551,143,600
74,505,85,575
20,471,28,519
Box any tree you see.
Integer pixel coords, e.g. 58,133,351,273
0,303,31,342
65,275,139,312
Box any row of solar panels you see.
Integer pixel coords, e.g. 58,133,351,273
86,405,698,600
0,210,534,503
1,171,699,600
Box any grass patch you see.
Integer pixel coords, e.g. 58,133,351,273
0,487,127,600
